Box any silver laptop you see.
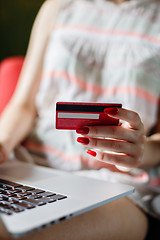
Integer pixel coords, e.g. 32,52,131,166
0,159,134,238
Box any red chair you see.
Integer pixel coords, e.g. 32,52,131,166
0,56,24,115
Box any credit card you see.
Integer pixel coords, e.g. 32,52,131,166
56,102,122,130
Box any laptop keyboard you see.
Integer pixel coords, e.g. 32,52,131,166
0,179,67,216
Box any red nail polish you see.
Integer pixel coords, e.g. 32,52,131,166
104,108,118,115
86,149,97,157
77,137,89,145
76,127,89,135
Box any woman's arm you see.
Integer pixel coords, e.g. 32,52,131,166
141,133,160,168
141,102,160,168
0,0,61,162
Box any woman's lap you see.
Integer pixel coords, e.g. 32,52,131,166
0,197,148,240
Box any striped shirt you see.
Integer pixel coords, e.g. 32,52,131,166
24,0,160,173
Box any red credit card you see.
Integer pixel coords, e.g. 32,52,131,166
56,102,122,130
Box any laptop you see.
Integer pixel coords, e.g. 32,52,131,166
0,158,134,238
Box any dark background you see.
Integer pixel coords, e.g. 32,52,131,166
0,0,44,61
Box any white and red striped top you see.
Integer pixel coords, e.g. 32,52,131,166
24,0,160,174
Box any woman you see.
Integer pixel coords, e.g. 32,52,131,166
0,0,160,239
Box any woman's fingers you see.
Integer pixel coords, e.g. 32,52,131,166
77,137,144,158
76,125,145,143
86,149,140,169
76,108,145,143
104,107,144,131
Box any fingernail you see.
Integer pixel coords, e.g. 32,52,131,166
104,108,118,115
86,149,97,157
77,137,89,145
76,127,89,135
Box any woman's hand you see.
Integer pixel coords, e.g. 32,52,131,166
76,108,146,170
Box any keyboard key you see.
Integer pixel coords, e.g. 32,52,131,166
3,186,12,190
1,194,19,202
0,185,12,190
9,204,25,213
40,197,56,203
17,186,35,191
0,207,13,215
0,188,22,194
0,201,20,213
29,194,42,199
25,198,46,206
14,201,35,210
0,190,16,197
0,201,10,208
5,198,19,204
0,179,22,188
0,194,9,200
50,194,67,200
22,192,32,196
30,189,45,194
11,194,27,200
5,189,22,194
40,191,56,197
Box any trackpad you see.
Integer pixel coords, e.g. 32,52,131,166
0,159,58,184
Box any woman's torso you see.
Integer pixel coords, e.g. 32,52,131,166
23,0,160,171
